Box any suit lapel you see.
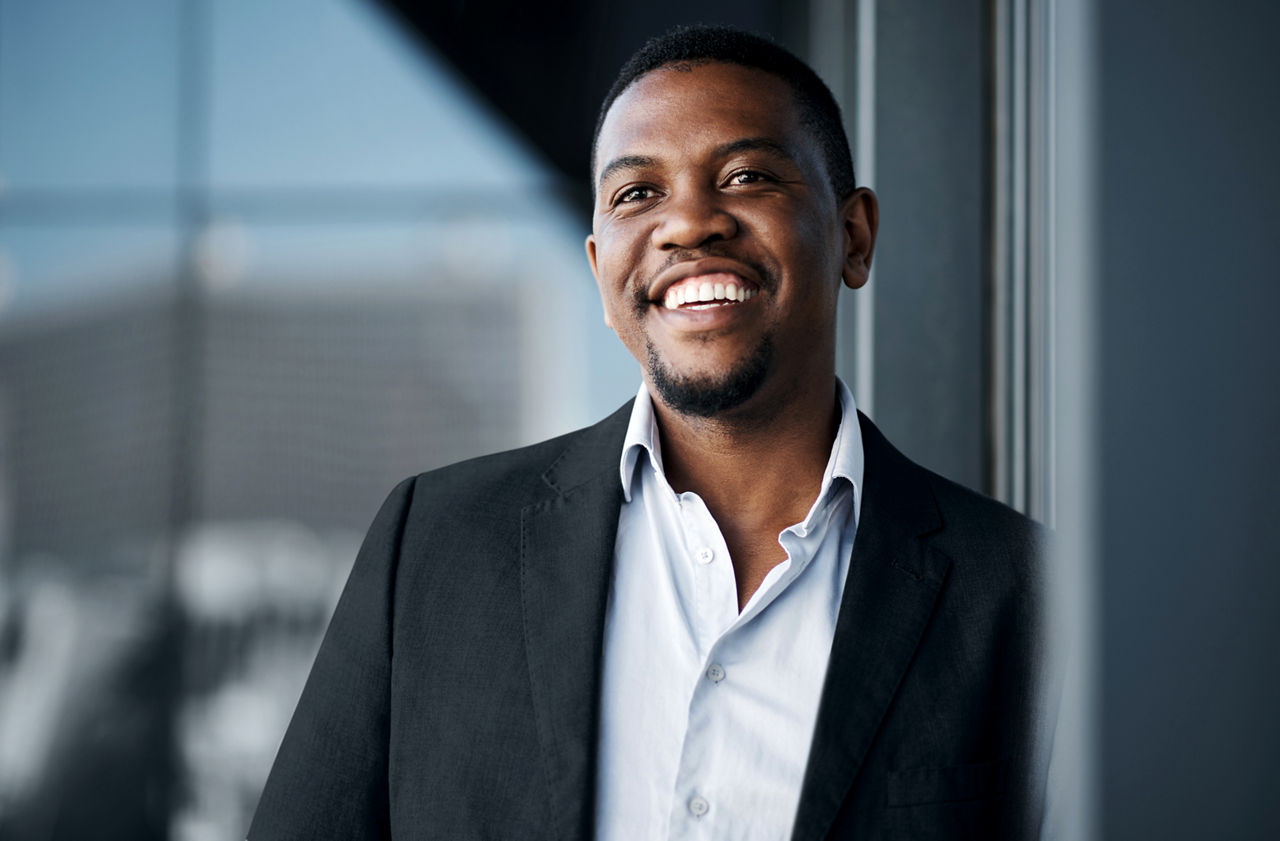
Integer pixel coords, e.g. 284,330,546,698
791,413,952,841
520,403,631,841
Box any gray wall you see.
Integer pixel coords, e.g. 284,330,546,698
1096,1,1280,837
871,0,990,493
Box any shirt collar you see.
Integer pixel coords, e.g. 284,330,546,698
619,384,662,503
618,379,865,518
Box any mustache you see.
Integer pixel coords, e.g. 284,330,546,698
630,247,776,310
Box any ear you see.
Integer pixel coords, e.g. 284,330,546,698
585,234,613,329
840,187,879,290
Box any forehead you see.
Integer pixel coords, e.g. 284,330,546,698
594,62,811,178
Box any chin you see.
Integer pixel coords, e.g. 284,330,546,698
646,336,774,418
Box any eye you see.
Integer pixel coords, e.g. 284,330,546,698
614,185,657,205
726,169,772,186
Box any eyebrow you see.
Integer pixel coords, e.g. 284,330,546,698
596,154,657,192
595,137,799,192
713,136,798,164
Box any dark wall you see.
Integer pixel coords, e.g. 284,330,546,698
1096,1,1280,837
872,0,990,492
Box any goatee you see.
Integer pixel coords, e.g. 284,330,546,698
647,336,774,418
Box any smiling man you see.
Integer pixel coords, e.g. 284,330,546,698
250,24,1048,841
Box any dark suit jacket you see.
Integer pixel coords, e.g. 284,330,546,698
249,402,1049,840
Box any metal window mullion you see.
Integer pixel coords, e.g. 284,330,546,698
853,0,877,418
992,0,1031,512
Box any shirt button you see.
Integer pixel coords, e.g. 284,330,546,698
706,663,725,683
696,546,715,565
688,795,710,817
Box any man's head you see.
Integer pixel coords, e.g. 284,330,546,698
587,25,877,421
592,25,856,205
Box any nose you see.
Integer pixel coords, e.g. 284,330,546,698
651,187,738,250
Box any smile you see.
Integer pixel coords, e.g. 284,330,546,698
660,273,759,310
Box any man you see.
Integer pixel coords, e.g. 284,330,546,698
250,24,1047,840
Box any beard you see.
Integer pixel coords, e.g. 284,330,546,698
646,334,774,418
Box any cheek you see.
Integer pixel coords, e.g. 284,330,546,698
596,234,649,304
591,258,637,334
772,213,842,283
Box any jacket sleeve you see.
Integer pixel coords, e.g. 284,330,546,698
248,476,416,841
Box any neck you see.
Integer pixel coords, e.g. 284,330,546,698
650,371,842,608
652,372,841,533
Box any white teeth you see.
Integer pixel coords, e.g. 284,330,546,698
660,280,757,309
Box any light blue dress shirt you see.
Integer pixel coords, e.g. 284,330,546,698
595,380,865,840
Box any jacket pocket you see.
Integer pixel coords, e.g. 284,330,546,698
886,758,1008,807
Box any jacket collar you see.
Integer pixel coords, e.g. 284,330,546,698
540,399,635,497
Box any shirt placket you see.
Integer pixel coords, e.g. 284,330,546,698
678,492,738,654
667,492,742,838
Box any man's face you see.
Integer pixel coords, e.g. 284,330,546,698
587,61,875,419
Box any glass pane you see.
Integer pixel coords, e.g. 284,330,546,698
208,0,551,191
0,0,180,191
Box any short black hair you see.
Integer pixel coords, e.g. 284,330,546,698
591,24,856,201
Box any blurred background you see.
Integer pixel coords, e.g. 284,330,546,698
0,0,1275,839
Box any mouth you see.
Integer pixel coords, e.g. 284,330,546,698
655,272,760,311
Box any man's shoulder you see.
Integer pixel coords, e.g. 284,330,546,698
400,399,635,513
913,464,1048,614
923,466,1048,553
860,412,1047,574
